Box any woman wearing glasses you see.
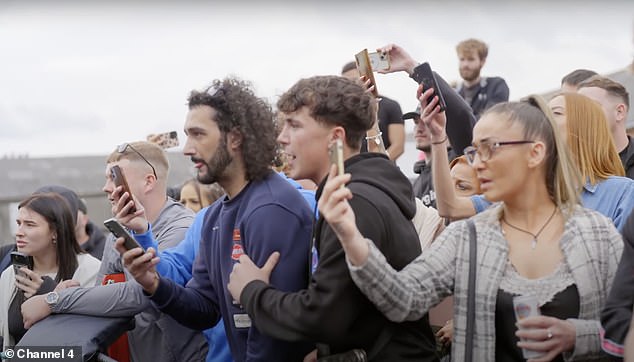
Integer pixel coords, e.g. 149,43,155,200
317,92,623,361
432,92,634,231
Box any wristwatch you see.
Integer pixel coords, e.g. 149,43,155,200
45,291,59,309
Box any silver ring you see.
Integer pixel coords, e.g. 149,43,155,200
547,329,553,339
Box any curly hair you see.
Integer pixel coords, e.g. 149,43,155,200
187,77,276,181
277,75,375,150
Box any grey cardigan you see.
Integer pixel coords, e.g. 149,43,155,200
350,204,623,361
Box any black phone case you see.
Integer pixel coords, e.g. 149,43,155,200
11,251,34,277
103,219,143,251
411,62,447,112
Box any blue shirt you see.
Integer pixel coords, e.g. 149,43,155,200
470,176,634,231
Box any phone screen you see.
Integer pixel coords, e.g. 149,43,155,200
354,49,379,97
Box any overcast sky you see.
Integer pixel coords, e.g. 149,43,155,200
1,1,633,171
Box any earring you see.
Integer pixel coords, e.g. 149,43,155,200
52,237,57,244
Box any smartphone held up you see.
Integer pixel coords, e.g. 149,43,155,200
103,218,144,251
329,139,345,189
110,165,137,214
413,62,447,112
368,51,390,72
354,49,379,97
11,251,33,278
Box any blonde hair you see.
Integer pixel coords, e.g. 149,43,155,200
556,92,625,184
483,95,582,213
106,141,169,180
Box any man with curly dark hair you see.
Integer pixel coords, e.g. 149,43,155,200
118,77,315,361
227,75,438,361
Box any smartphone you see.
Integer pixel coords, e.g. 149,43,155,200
152,131,179,149
354,49,379,97
103,218,144,251
368,51,390,72
11,251,34,278
329,139,345,189
413,62,447,112
110,165,137,213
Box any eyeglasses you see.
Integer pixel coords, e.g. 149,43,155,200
117,143,158,180
463,140,535,164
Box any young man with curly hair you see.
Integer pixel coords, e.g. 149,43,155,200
118,77,314,361
227,75,438,361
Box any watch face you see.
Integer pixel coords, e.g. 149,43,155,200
46,292,59,304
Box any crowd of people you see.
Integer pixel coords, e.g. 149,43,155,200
1,38,633,362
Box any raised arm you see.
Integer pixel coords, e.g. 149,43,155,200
376,43,475,154
419,86,477,219
317,168,458,321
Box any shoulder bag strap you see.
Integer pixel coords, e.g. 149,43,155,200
465,220,477,362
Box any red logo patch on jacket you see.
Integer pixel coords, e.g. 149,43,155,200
232,243,244,261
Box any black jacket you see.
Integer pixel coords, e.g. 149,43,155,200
456,76,510,119
620,136,634,180
240,153,437,361
80,221,106,260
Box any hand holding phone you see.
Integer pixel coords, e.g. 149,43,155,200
413,62,447,112
104,218,144,251
355,49,379,97
110,165,137,214
329,139,345,189
368,51,390,72
11,251,34,279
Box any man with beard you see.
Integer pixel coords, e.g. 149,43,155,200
117,77,314,362
455,38,509,119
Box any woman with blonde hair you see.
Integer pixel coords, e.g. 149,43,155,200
548,92,634,230
434,92,634,230
318,91,622,360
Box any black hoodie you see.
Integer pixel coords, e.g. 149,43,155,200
240,153,437,361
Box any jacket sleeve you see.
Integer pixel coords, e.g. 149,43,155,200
348,221,461,322
601,211,634,357
410,64,475,155
134,210,205,285
240,196,398,343
150,240,222,331
565,219,623,360
93,235,120,286
52,282,150,317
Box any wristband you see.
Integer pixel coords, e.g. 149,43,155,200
431,135,448,145
365,131,383,145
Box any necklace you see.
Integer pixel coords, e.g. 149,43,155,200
501,206,558,250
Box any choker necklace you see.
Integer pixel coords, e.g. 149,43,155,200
501,206,558,250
